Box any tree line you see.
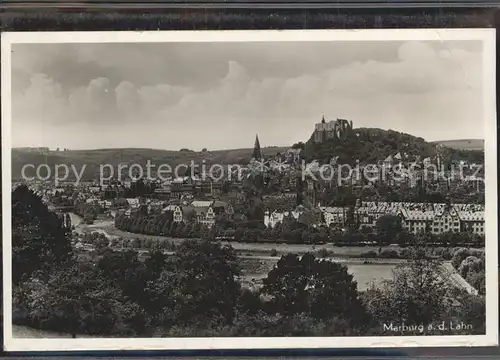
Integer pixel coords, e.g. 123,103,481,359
113,205,484,248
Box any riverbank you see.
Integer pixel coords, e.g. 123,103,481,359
69,212,478,295
72,214,401,257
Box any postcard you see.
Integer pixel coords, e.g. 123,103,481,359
1,28,497,351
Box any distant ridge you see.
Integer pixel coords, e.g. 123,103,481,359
10,146,288,181
432,139,484,151
12,146,284,153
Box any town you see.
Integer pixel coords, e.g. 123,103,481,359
11,116,487,339
17,117,485,245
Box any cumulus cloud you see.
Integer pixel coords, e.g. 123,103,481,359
10,40,484,150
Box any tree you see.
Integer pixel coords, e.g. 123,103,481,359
452,248,470,269
27,262,146,336
95,250,145,304
375,215,402,245
149,240,241,325
365,247,452,331
261,253,364,321
12,185,73,285
395,229,414,247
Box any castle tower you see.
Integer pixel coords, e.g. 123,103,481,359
252,134,263,160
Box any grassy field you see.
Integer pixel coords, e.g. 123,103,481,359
432,139,484,151
238,257,398,292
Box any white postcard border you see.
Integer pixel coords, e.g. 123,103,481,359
2,28,498,351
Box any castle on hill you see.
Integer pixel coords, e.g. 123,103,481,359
313,116,353,143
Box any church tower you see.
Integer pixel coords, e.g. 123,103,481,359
252,134,263,160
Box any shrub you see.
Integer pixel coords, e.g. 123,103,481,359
270,249,278,257
466,270,486,295
469,249,485,259
452,248,470,269
399,249,410,259
361,251,378,259
315,248,330,258
459,256,484,278
440,248,453,260
379,250,399,259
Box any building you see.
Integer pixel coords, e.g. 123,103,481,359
349,201,485,235
148,200,164,214
464,175,484,192
125,207,141,217
313,116,353,143
162,205,184,222
284,148,302,164
154,187,172,199
398,203,484,235
212,200,234,217
98,200,113,209
191,200,216,228
169,178,195,199
263,193,298,211
354,201,403,228
454,204,485,235
252,134,263,160
125,198,140,207
319,206,348,228
264,207,305,228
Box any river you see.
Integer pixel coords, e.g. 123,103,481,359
13,213,473,338
69,213,393,256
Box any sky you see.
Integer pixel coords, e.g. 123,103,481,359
10,39,485,151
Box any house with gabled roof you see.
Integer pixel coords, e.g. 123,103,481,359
190,200,215,228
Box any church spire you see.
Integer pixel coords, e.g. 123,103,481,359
252,134,263,160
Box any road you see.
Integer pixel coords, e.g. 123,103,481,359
439,262,479,295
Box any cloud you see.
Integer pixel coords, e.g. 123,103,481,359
11,41,484,150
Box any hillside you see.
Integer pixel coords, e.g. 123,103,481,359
303,128,484,165
12,129,485,182
432,139,484,151
11,147,288,181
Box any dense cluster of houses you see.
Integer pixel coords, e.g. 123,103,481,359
16,118,485,239
265,201,485,236
304,151,484,192
116,198,235,228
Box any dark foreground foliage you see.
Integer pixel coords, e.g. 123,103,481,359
12,186,486,337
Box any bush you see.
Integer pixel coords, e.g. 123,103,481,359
379,250,399,259
440,248,453,260
361,251,378,259
270,249,278,257
315,248,330,258
459,256,484,278
399,249,410,259
469,249,485,259
452,248,470,269
466,271,485,295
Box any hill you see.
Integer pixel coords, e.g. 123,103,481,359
432,139,484,151
303,127,484,165
11,146,288,181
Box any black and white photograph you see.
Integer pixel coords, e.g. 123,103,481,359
1,29,498,351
